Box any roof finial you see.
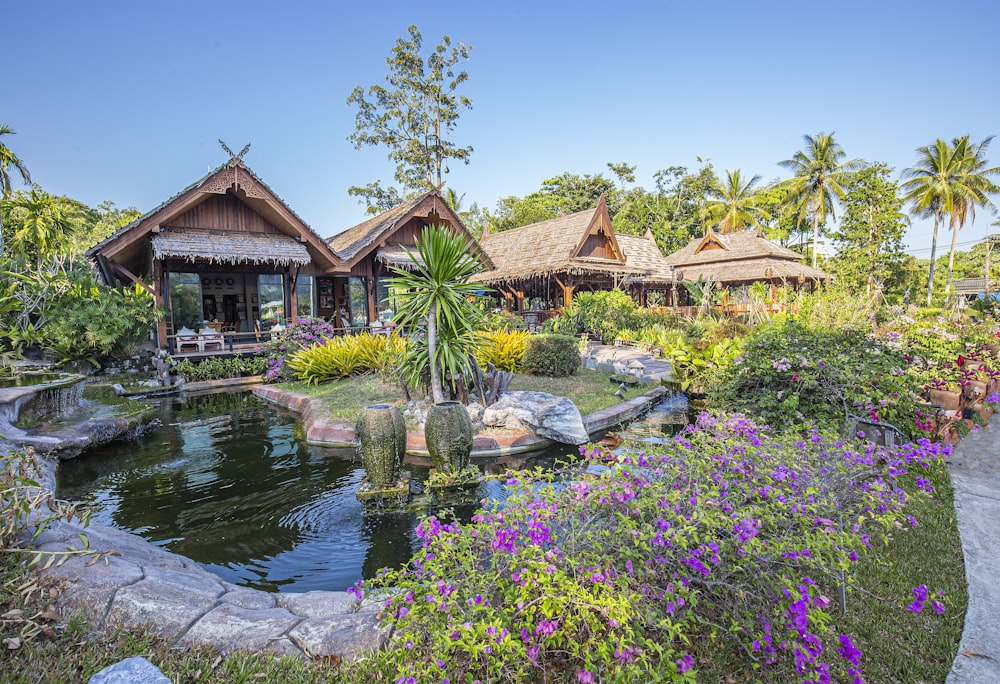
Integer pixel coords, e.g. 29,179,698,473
219,139,251,167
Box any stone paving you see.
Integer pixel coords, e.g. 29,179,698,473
581,343,674,384
946,413,1000,683
33,516,391,662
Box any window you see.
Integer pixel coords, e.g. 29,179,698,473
296,275,315,318
169,273,202,331
258,274,285,324
348,277,368,329
375,276,398,322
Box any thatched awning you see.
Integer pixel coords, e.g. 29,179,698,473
375,245,424,271
152,228,311,266
675,257,831,284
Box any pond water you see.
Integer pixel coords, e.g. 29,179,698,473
57,390,689,593
0,372,72,389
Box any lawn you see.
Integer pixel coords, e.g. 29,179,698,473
278,367,625,424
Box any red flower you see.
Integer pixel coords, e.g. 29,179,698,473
957,354,966,367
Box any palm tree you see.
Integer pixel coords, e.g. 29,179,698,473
387,225,488,403
4,188,77,265
778,133,865,267
0,124,31,255
0,124,30,199
943,136,1000,292
705,169,770,233
901,139,968,305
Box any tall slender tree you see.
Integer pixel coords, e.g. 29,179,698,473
778,133,865,267
347,26,473,213
943,135,1000,291
901,138,968,305
705,169,770,233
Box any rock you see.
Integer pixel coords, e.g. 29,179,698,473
88,656,171,684
112,383,126,396
481,391,589,445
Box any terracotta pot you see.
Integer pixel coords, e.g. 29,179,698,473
928,388,962,412
355,404,406,486
425,401,473,474
965,360,986,372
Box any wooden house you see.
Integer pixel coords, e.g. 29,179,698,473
662,227,832,289
325,190,492,330
471,197,679,316
87,156,342,352
88,154,489,353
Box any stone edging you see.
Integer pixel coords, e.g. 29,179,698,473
252,384,670,458
9,383,670,663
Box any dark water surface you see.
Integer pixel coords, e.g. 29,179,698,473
57,391,434,593
57,390,690,593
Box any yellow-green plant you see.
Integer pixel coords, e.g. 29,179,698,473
474,328,529,372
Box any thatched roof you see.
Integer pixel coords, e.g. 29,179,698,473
87,159,328,259
472,204,653,284
664,229,831,284
616,233,676,285
375,245,426,271
329,193,432,263
151,228,311,266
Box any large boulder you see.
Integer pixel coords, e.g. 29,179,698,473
481,391,589,445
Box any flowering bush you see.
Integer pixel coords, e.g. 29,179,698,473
360,413,949,683
710,320,924,438
258,317,337,381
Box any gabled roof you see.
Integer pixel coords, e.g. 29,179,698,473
328,190,491,269
664,229,831,284
616,233,676,284
473,200,652,284
87,158,341,272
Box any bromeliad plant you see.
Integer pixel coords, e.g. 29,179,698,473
358,413,950,683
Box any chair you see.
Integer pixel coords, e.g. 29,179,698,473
176,326,200,352
199,327,223,352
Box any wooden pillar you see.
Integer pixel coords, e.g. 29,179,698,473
154,260,168,350
288,268,298,324
554,277,575,308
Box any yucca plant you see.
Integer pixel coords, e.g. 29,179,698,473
386,226,490,403
474,328,529,372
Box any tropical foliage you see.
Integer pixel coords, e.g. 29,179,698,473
386,225,488,403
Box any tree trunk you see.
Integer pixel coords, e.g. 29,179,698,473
811,211,820,269
926,212,940,307
427,302,444,404
946,221,960,295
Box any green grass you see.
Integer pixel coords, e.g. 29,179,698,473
277,368,623,424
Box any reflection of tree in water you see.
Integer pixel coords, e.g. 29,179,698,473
58,392,357,568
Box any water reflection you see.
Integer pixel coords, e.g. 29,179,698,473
57,391,690,593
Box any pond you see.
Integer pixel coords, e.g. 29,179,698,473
56,390,689,593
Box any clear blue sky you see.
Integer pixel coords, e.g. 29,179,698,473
5,0,998,256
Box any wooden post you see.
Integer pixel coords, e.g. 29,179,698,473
288,269,299,324
153,260,168,350
554,277,575,307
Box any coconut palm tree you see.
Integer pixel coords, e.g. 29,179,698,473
901,138,969,305
778,133,865,267
705,169,770,233
943,135,1000,292
387,225,488,404
0,124,30,199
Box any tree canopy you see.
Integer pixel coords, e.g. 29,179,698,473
347,25,474,214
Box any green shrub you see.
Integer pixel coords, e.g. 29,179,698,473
171,354,267,382
483,311,527,332
522,334,579,377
